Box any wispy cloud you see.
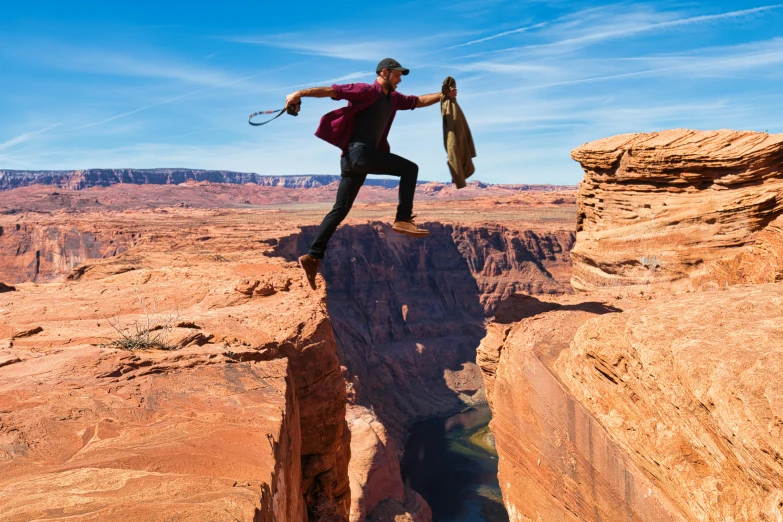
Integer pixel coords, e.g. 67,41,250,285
444,22,548,50
0,123,61,151
551,4,783,47
482,4,783,56
279,72,374,90
230,36,390,61
460,37,783,99
66,64,301,131
3,39,234,86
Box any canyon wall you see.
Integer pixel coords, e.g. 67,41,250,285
273,221,574,520
479,129,783,522
1,190,577,521
0,221,140,283
0,169,574,192
0,213,351,521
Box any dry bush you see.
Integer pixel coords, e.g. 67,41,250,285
105,290,179,351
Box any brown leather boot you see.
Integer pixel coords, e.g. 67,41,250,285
298,254,320,290
392,216,429,238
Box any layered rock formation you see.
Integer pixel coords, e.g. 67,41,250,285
481,285,783,521
570,129,783,290
0,214,350,521
479,128,783,521
0,168,574,193
478,294,687,522
0,221,140,283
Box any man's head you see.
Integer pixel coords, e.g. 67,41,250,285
376,58,408,92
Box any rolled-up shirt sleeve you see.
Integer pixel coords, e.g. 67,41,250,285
331,83,376,102
392,92,418,111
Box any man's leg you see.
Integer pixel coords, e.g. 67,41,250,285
308,173,367,260
300,172,366,289
346,145,426,236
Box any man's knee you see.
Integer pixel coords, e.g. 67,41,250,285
333,204,353,221
405,161,419,177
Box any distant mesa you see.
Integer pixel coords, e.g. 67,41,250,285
0,168,400,191
0,168,574,192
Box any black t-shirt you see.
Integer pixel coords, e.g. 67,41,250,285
349,92,392,148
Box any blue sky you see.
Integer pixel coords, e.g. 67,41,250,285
2,1,783,185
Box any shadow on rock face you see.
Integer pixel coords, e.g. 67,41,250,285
493,293,622,325
269,222,488,438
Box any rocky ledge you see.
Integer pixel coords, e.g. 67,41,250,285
0,242,349,520
478,128,783,522
570,129,783,291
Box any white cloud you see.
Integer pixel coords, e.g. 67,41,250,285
443,22,548,50
3,39,235,86
230,35,392,62
0,124,61,152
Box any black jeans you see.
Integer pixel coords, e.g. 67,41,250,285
308,143,419,260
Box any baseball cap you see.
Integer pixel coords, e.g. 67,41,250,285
376,58,409,76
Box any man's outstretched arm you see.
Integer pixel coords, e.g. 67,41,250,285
285,87,336,110
416,88,457,108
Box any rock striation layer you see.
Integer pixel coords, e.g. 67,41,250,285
0,168,575,192
0,189,578,521
478,294,687,522
0,170,400,190
0,221,140,283
570,129,783,291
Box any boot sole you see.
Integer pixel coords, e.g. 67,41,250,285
392,226,430,238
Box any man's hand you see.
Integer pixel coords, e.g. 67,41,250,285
284,87,336,113
285,91,302,114
416,87,458,108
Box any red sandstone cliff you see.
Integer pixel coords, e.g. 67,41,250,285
0,213,350,521
0,189,577,521
0,221,140,283
479,129,783,522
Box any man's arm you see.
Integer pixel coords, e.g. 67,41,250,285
416,88,457,108
285,87,336,110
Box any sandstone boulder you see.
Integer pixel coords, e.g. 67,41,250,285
570,129,783,291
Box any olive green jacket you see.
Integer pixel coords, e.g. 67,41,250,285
440,76,476,189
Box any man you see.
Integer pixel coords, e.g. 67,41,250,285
286,58,456,290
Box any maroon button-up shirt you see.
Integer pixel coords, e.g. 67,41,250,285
315,80,418,155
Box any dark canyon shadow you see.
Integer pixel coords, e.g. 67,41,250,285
270,222,504,518
270,222,487,429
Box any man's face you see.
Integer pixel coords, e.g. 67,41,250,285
382,69,403,91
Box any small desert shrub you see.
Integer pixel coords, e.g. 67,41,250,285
105,290,179,351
